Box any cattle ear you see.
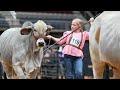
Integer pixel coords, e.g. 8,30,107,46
46,25,54,32
20,28,33,35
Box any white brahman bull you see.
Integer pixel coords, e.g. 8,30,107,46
0,20,53,79
89,11,120,79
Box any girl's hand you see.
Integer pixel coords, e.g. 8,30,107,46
89,17,94,25
45,35,53,39
90,17,94,22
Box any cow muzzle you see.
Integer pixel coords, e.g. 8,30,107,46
38,42,45,47
36,38,45,47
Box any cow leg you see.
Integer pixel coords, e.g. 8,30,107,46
3,65,20,79
13,65,26,79
112,68,120,79
12,56,26,79
2,63,13,79
89,47,106,79
36,68,42,79
92,61,106,79
26,68,40,79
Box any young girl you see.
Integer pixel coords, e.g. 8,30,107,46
46,18,94,79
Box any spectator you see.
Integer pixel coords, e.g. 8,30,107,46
49,47,58,63
58,46,65,79
44,48,51,63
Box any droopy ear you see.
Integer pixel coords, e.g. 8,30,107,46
20,21,34,35
46,25,54,32
20,27,33,35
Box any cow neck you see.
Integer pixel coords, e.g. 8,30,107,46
32,34,41,56
28,33,36,51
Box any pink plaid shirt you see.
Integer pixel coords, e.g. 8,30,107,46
53,31,89,58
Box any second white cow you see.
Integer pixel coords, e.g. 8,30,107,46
89,11,120,79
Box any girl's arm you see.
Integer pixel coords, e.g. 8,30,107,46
46,31,68,44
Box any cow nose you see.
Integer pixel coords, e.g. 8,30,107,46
38,42,44,47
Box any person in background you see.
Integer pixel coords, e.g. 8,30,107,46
58,46,65,79
46,17,94,79
0,62,3,79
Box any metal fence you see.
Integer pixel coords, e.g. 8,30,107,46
0,11,91,32
41,43,93,79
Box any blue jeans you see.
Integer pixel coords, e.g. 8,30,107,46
64,54,84,79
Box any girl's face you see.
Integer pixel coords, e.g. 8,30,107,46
71,20,80,31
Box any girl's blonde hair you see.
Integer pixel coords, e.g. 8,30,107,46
73,18,84,32
73,18,83,25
